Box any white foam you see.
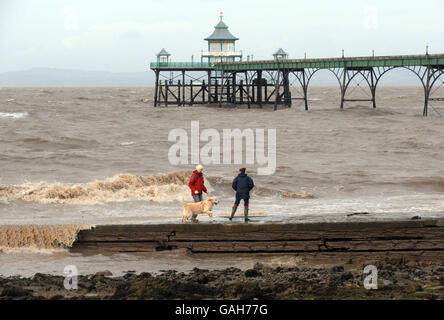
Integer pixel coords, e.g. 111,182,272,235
0,112,28,119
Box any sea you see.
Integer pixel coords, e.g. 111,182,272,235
1,86,443,276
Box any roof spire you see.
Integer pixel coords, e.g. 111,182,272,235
204,14,238,41
220,11,224,20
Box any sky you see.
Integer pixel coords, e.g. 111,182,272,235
1,0,444,73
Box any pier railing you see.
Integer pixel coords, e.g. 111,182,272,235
150,62,213,69
215,54,444,71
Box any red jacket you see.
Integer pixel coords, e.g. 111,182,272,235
188,170,207,195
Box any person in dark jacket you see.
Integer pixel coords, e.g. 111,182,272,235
230,168,254,222
188,164,207,202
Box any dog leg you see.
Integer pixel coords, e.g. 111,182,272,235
206,211,215,221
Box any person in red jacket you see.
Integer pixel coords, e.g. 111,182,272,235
188,164,207,202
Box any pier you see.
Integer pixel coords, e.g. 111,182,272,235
150,15,444,115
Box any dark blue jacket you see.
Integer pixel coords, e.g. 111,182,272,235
232,173,254,199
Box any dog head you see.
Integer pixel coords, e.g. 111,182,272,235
208,197,219,205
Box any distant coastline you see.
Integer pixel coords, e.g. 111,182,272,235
0,68,154,87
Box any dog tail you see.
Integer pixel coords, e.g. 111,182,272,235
177,196,185,204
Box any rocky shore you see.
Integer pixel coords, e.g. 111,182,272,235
1,258,443,300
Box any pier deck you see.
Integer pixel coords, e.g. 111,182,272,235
215,54,444,71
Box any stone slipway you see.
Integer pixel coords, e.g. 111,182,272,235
70,219,444,260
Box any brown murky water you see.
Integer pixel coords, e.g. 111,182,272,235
0,87,444,275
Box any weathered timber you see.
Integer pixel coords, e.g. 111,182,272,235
70,219,444,256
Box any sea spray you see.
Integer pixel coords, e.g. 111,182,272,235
0,224,91,253
0,171,210,205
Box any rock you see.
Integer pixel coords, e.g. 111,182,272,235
123,273,137,281
382,280,393,286
112,284,131,299
233,282,263,300
411,216,421,220
196,275,209,284
340,272,354,282
95,270,113,277
1,286,32,298
331,265,344,273
253,262,264,270
245,269,262,278
192,267,208,274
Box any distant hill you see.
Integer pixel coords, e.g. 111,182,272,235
0,68,154,87
0,67,421,87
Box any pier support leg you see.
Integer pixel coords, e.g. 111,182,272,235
208,71,212,103
274,70,281,111
182,71,185,106
246,72,251,109
227,78,230,104
165,80,168,107
177,80,181,104
302,70,309,110
340,68,347,109
424,66,431,117
154,70,160,107
231,72,236,103
257,70,263,107
283,70,291,108
215,80,218,104
239,80,243,104
370,68,377,109
190,80,193,106
225,77,231,103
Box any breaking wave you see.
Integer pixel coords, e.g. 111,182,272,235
0,112,28,119
207,177,315,199
0,171,210,205
0,224,91,253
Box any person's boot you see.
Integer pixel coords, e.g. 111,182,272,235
229,206,237,221
244,206,250,222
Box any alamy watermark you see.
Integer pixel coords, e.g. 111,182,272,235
363,265,378,290
64,265,78,290
168,121,276,175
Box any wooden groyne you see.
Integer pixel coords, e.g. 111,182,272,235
70,219,444,258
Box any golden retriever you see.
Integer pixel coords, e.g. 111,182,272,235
178,196,219,222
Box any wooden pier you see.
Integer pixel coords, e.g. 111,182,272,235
71,219,444,260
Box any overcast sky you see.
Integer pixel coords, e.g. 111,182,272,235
1,0,444,73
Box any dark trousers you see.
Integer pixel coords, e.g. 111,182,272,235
234,194,249,207
192,194,203,202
